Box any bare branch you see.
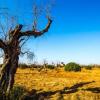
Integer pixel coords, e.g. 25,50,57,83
9,24,23,42
0,22,6,37
0,48,4,58
0,39,6,50
20,37,30,48
20,50,35,61
10,24,23,36
19,17,52,38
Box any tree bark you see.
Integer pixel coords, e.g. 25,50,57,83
0,38,20,96
0,57,11,94
0,52,19,95
7,55,19,93
0,17,52,96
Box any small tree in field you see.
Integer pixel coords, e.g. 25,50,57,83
0,6,52,95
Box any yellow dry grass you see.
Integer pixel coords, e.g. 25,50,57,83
15,68,100,100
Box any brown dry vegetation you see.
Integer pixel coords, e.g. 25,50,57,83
15,68,100,100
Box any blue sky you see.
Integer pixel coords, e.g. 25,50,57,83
1,0,100,64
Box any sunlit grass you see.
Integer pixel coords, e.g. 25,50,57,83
15,68,100,100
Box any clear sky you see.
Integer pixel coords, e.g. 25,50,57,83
0,0,100,64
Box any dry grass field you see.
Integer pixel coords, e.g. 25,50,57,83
15,68,100,100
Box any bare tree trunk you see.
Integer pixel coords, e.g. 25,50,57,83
0,17,52,97
0,58,11,94
0,47,19,96
7,55,19,93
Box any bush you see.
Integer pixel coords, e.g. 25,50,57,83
9,85,28,100
19,63,28,69
64,62,81,72
46,65,55,69
29,64,37,68
85,65,93,70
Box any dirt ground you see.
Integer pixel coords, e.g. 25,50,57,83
15,68,100,100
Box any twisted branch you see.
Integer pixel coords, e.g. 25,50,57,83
19,17,52,38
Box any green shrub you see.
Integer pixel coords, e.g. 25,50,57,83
29,64,37,68
46,65,55,69
85,65,92,70
9,85,28,100
64,62,81,72
19,63,28,69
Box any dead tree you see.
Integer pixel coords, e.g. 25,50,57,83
0,13,52,95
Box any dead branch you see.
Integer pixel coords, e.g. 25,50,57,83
19,17,52,38
0,39,6,50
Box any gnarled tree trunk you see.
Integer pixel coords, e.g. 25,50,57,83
0,17,52,96
0,39,20,95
